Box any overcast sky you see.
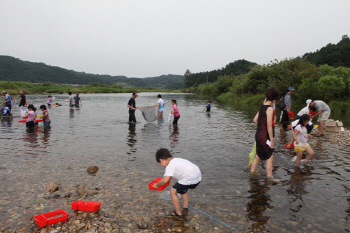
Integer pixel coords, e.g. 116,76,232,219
1,1,349,78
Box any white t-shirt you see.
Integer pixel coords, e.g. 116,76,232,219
157,98,164,109
164,158,201,185
294,124,308,145
297,106,310,117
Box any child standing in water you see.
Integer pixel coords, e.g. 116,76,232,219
68,92,74,109
293,114,315,165
40,105,51,128
170,99,180,127
250,88,279,179
203,101,212,112
153,148,201,217
47,95,53,107
24,104,37,128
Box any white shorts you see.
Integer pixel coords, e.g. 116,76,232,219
158,108,164,113
318,111,330,122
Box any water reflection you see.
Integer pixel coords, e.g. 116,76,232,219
246,179,271,231
169,127,179,148
286,167,313,214
42,128,51,144
206,112,211,118
24,128,39,148
127,123,137,161
1,118,13,132
69,108,74,118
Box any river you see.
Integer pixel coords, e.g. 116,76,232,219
0,93,349,232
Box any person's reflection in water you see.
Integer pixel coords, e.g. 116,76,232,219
246,179,272,232
42,127,51,144
24,127,40,148
286,167,312,213
206,112,211,118
69,108,74,118
169,126,179,148
127,123,137,161
1,118,13,132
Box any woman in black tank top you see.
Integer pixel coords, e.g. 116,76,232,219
250,88,279,179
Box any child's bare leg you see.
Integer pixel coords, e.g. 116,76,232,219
181,192,189,209
266,155,274,178
250,156,260,173
304,146,315,164
170,188,181,215
294,151,303,165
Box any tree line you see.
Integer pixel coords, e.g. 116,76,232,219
0,56,184,89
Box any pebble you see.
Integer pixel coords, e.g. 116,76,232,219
46,182,59,192
87,166,99,175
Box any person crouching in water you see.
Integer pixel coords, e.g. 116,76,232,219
40,105,51,128
293,114,315,166
250,88,279,179
24,104,37,128
153,148,201,217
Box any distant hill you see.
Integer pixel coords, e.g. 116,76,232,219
0,56,184,89
303,35,350,67
184,59,258,87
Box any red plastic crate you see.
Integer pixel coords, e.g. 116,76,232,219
284,143,294,149
71,200,101,212
148,178,171,191
34,210,68,227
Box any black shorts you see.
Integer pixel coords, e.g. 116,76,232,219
280,110,289,123
173,182,200,194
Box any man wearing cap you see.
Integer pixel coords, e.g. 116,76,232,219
280,86,295,126
2,91,12,109
309,100,331,136
127,92,138,123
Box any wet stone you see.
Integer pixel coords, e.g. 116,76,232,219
87,166,99,175
46,182,59,192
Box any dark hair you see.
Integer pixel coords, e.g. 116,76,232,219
297,114,310,127
208,100,211,103
309,105,316,112
68,91,72,95
40,105,47,110
27,104,36,111
265,88,279,101
157,94,162,98
282,121,290,131
6,103,11,108
171,99,177,104
156,148,173,163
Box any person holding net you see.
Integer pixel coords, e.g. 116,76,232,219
157,94,165,118
127,92,138,123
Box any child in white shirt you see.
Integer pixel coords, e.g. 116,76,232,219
293,114,315,165
153,148,201,217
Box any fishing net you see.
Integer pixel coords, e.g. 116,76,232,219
160,191,181,201
138,105,157,122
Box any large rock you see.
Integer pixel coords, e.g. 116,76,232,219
87,166,99,175
46,182,59,192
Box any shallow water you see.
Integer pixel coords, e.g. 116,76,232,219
1,93,350,232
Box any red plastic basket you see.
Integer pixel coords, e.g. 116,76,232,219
71,200,101,212
34,210,68,227
148,178,171,191
284,143,294,149
18,120,26,123
288,111,295,120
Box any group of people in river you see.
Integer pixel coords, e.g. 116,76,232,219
1,89,333,218
126,92,182,127
250,86,332,180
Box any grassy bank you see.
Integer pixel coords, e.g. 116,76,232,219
0,81,172,95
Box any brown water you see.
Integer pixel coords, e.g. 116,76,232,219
0,93,350,232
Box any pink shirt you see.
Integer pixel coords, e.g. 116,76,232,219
172,104,180,117
27,110,37,122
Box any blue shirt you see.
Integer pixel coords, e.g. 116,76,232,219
4,94,12,106
1,107,11,116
